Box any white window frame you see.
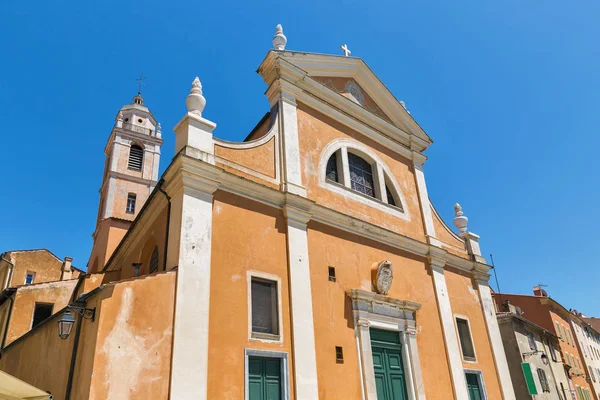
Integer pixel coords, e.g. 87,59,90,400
348,289,425,400
244,349,289,400
454,314,478,363
464,369,489,400
247,271,283,344
24,271,35,285
319,139,410,221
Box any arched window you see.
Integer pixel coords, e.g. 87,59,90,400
126,193,137,214
320,140,406,216
149,246,159,273
128,144,144,171
348,152,375,198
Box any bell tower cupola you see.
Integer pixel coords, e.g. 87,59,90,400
88,89,163,273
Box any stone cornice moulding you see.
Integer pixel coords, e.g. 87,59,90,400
348,288,422,314
257,51,432,151
124,153,492,280
112,126,164,146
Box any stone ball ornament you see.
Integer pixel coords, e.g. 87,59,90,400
374,260,393,295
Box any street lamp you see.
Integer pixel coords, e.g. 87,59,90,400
57,306,96,340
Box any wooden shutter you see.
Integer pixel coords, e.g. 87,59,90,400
522,363,538,395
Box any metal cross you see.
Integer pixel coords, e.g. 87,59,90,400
136,73,146,93
340,44,351,57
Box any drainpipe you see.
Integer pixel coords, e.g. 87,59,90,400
158,185,171,271
0,253,14,290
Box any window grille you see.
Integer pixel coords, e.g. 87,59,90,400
128,144,144,171
126,193,137,214
251,278,279,337
348,153,375,198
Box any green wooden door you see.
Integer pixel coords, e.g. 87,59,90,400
465,373,482,400
370,329,409,400
248,356,282,400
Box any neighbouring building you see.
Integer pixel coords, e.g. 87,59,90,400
494,288,596,400
0,26,518,400
0,250,82,349
569,312,600,399
497,304,569,399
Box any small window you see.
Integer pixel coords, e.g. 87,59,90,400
547,339,557,362
456,318,476,361
527,331,537,351
128,144,144,171
126,193,137,214
149,246,159,273
536,368,550,392
328,266,336,282
24,272,35,285
326,152,339,183
348,152,375,198
335,346,344,363
556,322,563,340
32,303,53,328
251,278,279,339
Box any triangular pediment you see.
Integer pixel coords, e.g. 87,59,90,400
258,51,432,149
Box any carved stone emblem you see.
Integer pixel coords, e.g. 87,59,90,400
375,261,393,295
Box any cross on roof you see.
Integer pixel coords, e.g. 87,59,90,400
136,73,146,94
340,44,351,57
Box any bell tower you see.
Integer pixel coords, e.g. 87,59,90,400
88,91,163,273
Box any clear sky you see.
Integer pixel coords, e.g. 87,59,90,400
1,1,599,315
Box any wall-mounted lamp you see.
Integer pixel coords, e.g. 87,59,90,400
522,350,549,365
57,306,96,340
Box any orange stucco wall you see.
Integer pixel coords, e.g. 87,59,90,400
215,135,276,179
431,206,467,255
89,218,131,273
297,103,426,242
5,280,78,345
307,221,454,399
207,191,294,399
445,267,502,399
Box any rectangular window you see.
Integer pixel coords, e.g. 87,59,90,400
31,303,53,328
536,368,550,392
251,278,279,339
527,331,537,351
456,317,476,361
465,372,486,400
547,339,557,362
24,272,35,285
556,322,563,340
126,193,136,214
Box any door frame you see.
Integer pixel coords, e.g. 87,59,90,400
348,289,426,400
464,369,488,400
244,349,290,400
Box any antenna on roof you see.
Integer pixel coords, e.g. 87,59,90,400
490,254,503,310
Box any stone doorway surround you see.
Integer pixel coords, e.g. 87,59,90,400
347,289,426,400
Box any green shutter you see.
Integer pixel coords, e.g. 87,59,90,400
521,363,538,395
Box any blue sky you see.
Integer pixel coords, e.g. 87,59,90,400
1,1,599,315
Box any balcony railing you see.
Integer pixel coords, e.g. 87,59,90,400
122,122,155,136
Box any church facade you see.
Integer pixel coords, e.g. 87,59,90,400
0,26,516,400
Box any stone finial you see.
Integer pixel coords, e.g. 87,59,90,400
273,24,287,50
186,77,206,116
453,203,468,233
400,101,410,114
156,122,162,138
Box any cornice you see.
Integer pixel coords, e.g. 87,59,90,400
347,288,422,313
135,153,489,278
113,126,164,146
